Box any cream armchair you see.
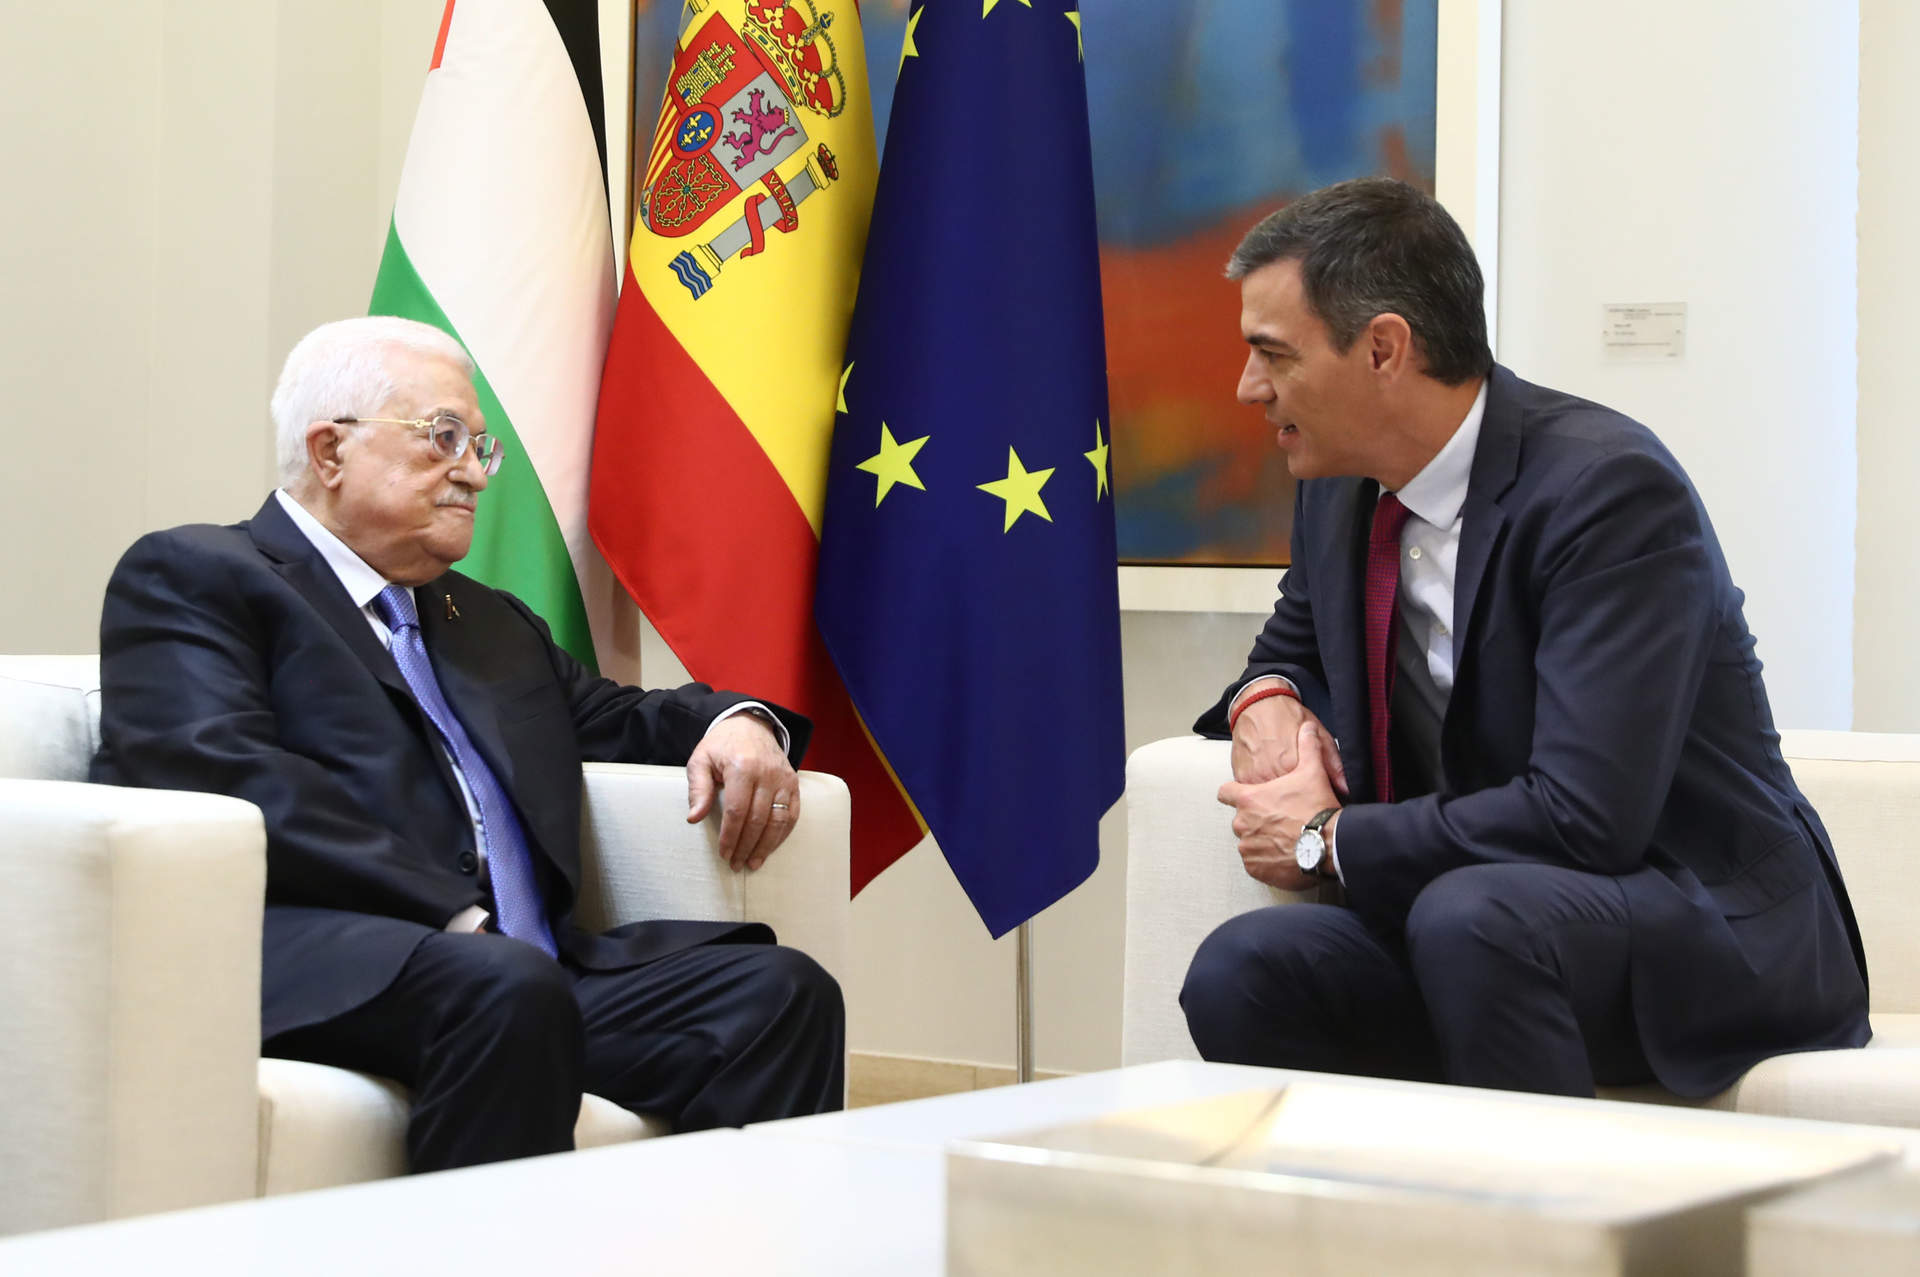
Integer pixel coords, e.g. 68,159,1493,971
1122,731,1920,1126
0,656,850,1236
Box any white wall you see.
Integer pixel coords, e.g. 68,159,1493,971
3,4,167,650
0,0,435,651
1854,0,1920,732
1498,0,1860,731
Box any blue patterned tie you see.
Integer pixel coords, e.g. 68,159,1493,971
372,585,558,958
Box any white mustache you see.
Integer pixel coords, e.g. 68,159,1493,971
435,495,477,511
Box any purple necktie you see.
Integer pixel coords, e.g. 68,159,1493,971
1365,492,1412,803
372,585,557,957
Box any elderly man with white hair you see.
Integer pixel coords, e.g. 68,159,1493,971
90,317,844,1173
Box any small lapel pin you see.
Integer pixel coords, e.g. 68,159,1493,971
445,594,460,621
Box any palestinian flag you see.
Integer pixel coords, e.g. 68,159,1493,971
590,0,924,891
371,0,616,669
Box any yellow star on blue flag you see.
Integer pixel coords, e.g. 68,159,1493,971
857,423,930,506
1085,421,1110,498
978,447,1054,530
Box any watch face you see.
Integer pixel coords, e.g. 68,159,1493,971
1295,828,1325,874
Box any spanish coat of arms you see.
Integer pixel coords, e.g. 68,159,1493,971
640,0,848,299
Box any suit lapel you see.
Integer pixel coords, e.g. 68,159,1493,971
418,575,516,793
1451,366,1524,657
247,496,410,698
1319,476,1374,662
1312,476,1375,780
418,575,578,893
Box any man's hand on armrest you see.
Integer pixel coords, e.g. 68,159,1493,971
687,712,801,873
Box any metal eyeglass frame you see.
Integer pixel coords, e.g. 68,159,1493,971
331,415,505,476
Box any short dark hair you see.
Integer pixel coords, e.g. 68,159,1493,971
1227,179,1493,386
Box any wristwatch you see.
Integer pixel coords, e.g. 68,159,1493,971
1295,807,1342,880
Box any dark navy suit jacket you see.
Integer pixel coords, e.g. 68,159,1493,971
1198,366,1869,1095
92,494,810,1041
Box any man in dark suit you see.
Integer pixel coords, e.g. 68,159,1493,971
1180,179,1869,1098
92,317,843,1172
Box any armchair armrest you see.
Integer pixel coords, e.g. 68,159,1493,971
0,779,264,1235
574,763,850,998
1121,736,1332,1066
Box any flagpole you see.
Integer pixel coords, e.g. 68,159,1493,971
1015,921,1034,1083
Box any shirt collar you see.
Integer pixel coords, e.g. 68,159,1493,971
274,488,397,611
1390,379,1488,530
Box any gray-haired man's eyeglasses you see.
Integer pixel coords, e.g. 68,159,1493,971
332,415,505,477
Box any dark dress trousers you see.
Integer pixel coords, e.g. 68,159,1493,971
91,494,841,1165
1185,366,1869,1098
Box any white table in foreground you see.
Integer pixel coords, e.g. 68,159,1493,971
754,1059,1285,1149
13,1062,1920,1276
756,1060,1920,1277
1,1064,1281,1277
0,1128,943,1277
756,1058,1920,1162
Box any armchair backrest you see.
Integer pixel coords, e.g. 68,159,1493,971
0,655,102,782
1778,730,1920,1015
0,654,265,1234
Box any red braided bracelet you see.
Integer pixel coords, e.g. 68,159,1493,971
1228,682,1298,731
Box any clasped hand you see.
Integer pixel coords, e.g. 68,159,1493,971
1218,697,1346,892
686,715,800,872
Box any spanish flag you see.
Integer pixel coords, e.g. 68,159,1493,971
371,0,617,670
590,0,922,890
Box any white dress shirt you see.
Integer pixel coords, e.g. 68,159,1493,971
1227,380,1489,878
272,490,785,932
1387,378,1486,701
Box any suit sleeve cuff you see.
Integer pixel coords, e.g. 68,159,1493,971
1227,675,1299,720
445,904,490,934
706,702,792,756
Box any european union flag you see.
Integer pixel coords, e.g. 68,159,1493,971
815,1,1122,937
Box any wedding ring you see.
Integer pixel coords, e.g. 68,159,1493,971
771,802,789,810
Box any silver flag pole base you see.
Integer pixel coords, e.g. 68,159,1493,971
1015,920,1034,1084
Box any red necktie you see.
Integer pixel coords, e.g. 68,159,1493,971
1365,491,1412,803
